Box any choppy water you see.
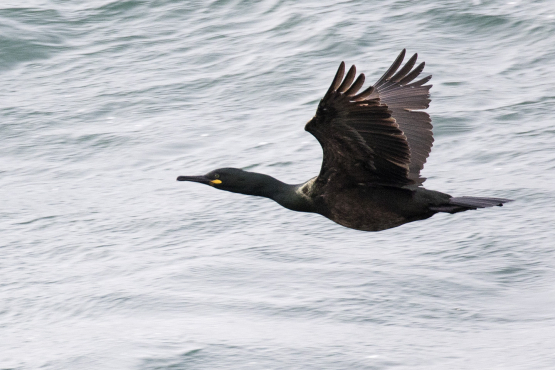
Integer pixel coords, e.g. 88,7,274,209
2,0,555,369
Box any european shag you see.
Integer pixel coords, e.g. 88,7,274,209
178,50,512,231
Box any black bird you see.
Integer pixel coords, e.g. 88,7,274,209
178,50,512,231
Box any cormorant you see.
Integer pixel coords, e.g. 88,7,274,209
177,50,512,231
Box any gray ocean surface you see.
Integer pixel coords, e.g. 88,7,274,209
2,0,555,369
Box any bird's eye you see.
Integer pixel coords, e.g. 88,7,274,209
214,174,220,179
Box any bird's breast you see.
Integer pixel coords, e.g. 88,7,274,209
319,185,428,231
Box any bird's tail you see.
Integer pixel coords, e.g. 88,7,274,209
430,196,513,214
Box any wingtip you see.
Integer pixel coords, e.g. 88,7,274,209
326,62,347,97
337,61,346,73
375,49,407,86
344,73,366,97
337,64,357,93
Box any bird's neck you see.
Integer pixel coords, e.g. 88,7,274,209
243,173,315,213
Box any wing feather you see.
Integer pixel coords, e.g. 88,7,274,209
374,49,406,86
390,53,418,83
337,65,357,93
344,74,366,97
398,62,425,85
325,62,345,97
373,50,433,184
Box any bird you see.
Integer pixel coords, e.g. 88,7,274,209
177,49,512,231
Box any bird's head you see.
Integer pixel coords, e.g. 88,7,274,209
177,167,267,195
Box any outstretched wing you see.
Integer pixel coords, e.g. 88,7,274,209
371,50,433,184
305,49,433,188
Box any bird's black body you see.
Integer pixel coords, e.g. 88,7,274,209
178,50,512,231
